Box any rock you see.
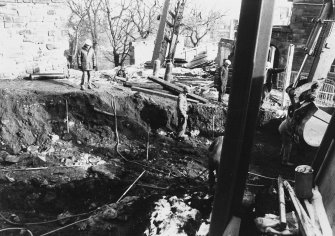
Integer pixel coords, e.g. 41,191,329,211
57,211,72,225
64,158,73,166
0,150,9,161
62,133,72,141
10,214,21,223
5,154,20,163
37,154,46,162
196,222,210,236
51,134,60,142
146,196,201,236
89,165,119,180
190,129,200,137
5,174,15,183
27,145,39,153
102,207,118,220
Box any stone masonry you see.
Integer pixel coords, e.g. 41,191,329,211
0,0,69,79
271,0,324,72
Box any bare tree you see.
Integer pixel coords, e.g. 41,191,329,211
67,0,103,69
67,0,88,67
67,0,161,68
129,0,160,39
103,0,137,67
182,6,225,47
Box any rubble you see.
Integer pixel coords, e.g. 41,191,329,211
145,196,201,236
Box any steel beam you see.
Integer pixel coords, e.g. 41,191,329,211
313,111,335,184
209,0,275,235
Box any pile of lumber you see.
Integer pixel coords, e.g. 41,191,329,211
101,72,209,104
186,52,215,69
146,76,208,104
274,176,332,236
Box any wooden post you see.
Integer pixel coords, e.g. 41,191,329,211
283,180,316,236
153,59,160,77
209,0,275,235
311,187,332,236
212,115,215,139
65,99,69,133
269,46,276,68
151,0,171,65
146,128,150,161
278,176,287,229
282,44,295,108
164,61,173,82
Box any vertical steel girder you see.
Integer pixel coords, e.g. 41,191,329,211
209,0,275,235
313,111,335,184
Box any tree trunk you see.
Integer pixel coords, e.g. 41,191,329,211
93,41,98,70
114,50,120,67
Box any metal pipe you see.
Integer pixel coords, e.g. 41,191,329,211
293,54,309,88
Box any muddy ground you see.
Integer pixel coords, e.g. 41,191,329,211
0,71,318,236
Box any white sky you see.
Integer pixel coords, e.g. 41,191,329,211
193,0,292,19
194,0,242,18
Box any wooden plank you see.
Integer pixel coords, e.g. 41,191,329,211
311,187,332,236
147,76,208,103
283,180,316,236
222,216,241,236
278,176,287,229
123,82,164,90
131,86,199,104
101,73,127,83
29,73,66,80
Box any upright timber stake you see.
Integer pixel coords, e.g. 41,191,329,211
151,0,171,65
209,0,275,235
282,44,295,108
65,99,69,133
153,59,160,77
164,61,173,81
278,176,287,229
312,111,335,183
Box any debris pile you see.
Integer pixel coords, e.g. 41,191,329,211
145,196,201,236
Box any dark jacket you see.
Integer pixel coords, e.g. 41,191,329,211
77,45,96,71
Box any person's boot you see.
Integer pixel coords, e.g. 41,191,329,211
80,84,85,90
88,82,92,89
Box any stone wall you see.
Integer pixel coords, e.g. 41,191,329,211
0,0,69,79
271,0,324,72
290,0,323,71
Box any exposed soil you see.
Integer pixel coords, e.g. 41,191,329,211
0,71,317,235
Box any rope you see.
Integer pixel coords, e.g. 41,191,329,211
0,211,93,226
0,227,34,236
39,218,88,236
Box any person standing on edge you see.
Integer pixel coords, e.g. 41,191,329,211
77,39,96,90
177,86,190,140
217,59,231,102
